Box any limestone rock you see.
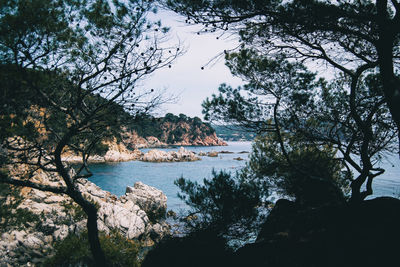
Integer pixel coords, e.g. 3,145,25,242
125,182,167,221
61,138,141,163
140,147,200,162
1,173,170,266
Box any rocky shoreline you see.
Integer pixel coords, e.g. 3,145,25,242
122,130,227,150
140,147,200,162
61,136,227,164
0,175,170,266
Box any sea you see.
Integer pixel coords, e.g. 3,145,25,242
87,141,400,211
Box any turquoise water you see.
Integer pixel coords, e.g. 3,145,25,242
88,142,251,211
88,141,400,211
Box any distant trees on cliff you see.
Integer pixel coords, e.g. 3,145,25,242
128,112,216,144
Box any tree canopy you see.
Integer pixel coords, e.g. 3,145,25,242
202,49,396,201
1,0,180,265
165,0,399,201
166,0,400,146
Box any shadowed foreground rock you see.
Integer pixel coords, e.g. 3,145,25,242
234,197,400,267
142,197,400,267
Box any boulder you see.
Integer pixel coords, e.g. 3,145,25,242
125,182,167,222
140,147,200,162
207,151,219,157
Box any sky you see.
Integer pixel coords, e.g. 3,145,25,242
144,9,244,118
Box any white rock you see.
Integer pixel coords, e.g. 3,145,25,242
140,148,199,162
43,195,65,204
125,182,167,221
11,230,26,243
22,234,44,249
53,225,69,240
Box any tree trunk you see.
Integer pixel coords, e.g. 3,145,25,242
350,177,365,202
54,130,108,266
376,0,400,152
85,203,108,267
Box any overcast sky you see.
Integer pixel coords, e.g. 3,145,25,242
144,9,244,119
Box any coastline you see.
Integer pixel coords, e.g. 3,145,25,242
62,141,230,164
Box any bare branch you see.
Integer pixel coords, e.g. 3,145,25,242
0,172,67,194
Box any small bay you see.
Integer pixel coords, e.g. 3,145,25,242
88,142,251,211
88,141,400,211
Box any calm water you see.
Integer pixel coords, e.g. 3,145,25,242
88,141,400,211
88,142,251,211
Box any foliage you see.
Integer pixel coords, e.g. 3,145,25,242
166,0,399,201
0,0,181,264
246,134,351,206
126,112,216,144
166,0,400,135
44,230,141,267
174,134,350,249
202,49,396,201
175,170,266,247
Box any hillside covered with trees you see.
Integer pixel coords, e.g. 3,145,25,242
125,113,226,147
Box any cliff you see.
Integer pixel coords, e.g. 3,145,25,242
61,137,142,163
61,115,227,163
122,113,227,149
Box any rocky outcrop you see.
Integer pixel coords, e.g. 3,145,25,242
125,182,167,222
121,130,168,149
0,174,169,266
198,151,219,157
61,129,226,164
61,138,142,163
140,147,200,162
170,132,227,147
123,130,226,149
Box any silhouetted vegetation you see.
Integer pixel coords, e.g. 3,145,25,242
167,0,400,143
212,124,256,141
140,1,400,266
44,230,142,267
202,51,396,201
175,170,265,248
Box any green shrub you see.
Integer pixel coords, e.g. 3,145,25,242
44,230,141,267
247,134,351,206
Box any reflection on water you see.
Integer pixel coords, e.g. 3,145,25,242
87,141,400,210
